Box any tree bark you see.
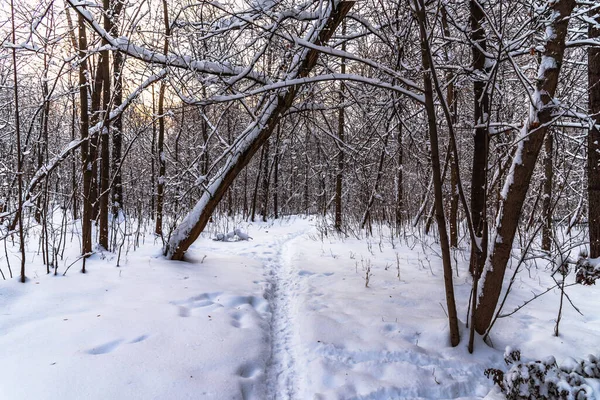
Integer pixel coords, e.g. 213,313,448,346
542,132,553,251
335,20,346,232
273,124,281,219
475,0,576,335
11,0,26,282
442,4,459,248
589,13,600,258
78,11,93,263
469,0,490,275
155,0,170,236
395,114,404,231
98,0,113,249
111,0,124,218
250,147,264,222
166,1,355,260
260,138,271,222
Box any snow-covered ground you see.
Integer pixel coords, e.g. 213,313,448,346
1,217,599,399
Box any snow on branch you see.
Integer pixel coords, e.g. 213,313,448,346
66,0,270,85
183,73,424,105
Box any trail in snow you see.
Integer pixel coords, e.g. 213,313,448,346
263,231,304,400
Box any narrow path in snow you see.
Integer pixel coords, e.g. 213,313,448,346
264,231,304,400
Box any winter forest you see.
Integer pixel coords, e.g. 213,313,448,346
1,0,600,398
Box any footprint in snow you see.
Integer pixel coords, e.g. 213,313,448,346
87,334,149,355
129,334,149,344
86,339,123,355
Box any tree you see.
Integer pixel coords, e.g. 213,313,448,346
165,1,356,260
475,0,577,335
589,12,600,258
413,0,460,347
10,0,26,282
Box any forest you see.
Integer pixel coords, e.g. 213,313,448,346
1,0,600,399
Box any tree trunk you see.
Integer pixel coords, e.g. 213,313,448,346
475,0,576,335
414,0,460,347
442,4,459,248
98,0,112,249
78,12,93,264
361,133,390,230
273,124,281,219
260,137,271,222
11,0,26,282
155,0,170,236
166,1,355,260
111,0,125,218
89,51,104,222
71,91,78,220
542,132,553,251
335,20,346,232
469,0,490,275
396,116,404,231
589,14,600,258
251,147,264,222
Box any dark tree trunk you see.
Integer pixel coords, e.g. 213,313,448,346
303,128,310,214
589,14,600,258
414,0,460,347
111,0,125,218
469,0,490,275
155,0,170,236
78,12,93,264
260,138,271,222
273,124,281,219
542,132,553,251
361,133,390,230
98,0,112,249
71,92,78,220
11,0,26,282
442,5,459,248
150,89,156,217
396,116,404,231
250,147,264,222
335,20,346,232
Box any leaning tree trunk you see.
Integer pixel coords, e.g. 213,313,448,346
589,13,600,258
475,0,576,335
166,1,355,260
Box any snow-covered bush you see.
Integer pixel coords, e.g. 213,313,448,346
575,255,600,285
485,348,597,399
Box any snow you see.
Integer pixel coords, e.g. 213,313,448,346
2,218,600,399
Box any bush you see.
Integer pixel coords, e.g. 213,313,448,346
575,256,600,285
484,348,598,399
